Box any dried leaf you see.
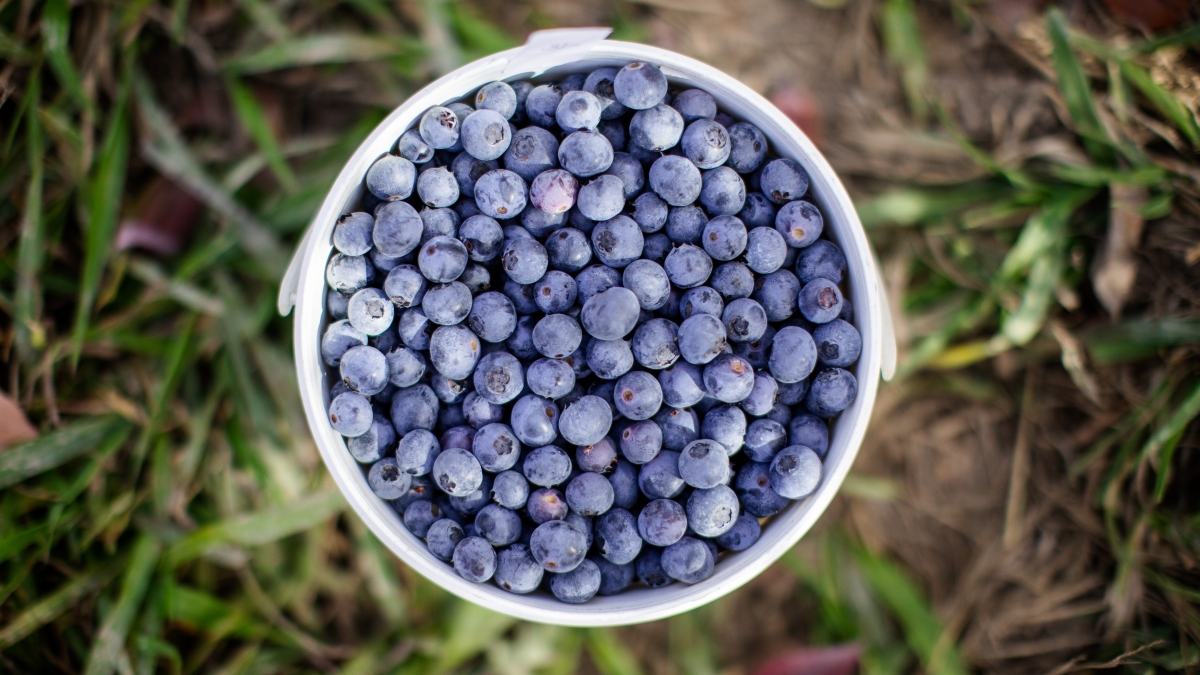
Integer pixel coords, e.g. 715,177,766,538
1092,183,1147,319
115,177,204,256
752,644,861,675
0,393,36,447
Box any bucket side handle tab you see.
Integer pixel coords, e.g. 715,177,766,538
501,27,614,77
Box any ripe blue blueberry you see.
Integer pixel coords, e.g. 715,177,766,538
340,345,389,395
383,265,426,309
700,166,746,216
798,277,844,324
366,154,417,201
681,119,731,169
396,428,441,476
550,558,601,603
620,419,663,464
666,205,707,245
419,207,460,245
418,106,461,150
594,556,636,595
403,500,441,536
510,395,559,447
710,262,754,300
373,200,424,258
452,536,496,582
716,513,761,551
420,281,472,326
576,436,618,473
604,153,644,199
673,89,717,123
432,447,483,497
541,229,590,275
745,418,788,462
687,484,739,537
416,165,460,208
428,324,481,381
369,457,413,500
495,543,544,594
491,470,529,509
678,314,727,365
523,443,573,485
464,292,516,345
700,215,747,261
556,90,603,132
637,498,687,547
726,122,768,174
526,358,576,399
425,519,465,561
474,503,522,546
474,81,517,119
532,314,583,359
723,297,768,343
597,118,627,151
581,286,641,340
456,215,503,263
631,318,680,370
658,362,707,409
473,352,524,405
575,264,621,304
735,461,789,517
347,413,396,464
760,158,810,204
398,129,434,164
661,536,715,583
474,169,527,219
636,548,674,588
679,286,724,320
769,445,822,499
632,192,669,232
530,519,588,573
701,404,747,456
629,103,684,151
663,243,713,288
775,200,823,248
577,175,626,222
795,239,847,284
740,371,779,417
326,289,350,320
328,392,373,437
614,371,663,420
529,168,578,214
621,259,670,310
322,320,367,367
503,126,559,182
450,152,498,199
703,353,756,403
503,279,538,315
678,439,731,489
525,84,563,127
768,326,817,384
649,155,703,206
584,67,627,120
326,253,375,295
501,236,549,284
788,413,829,458
638,450,684,499
753,269,801,322
533,270,578,313
333,212,374,256
613,62,668,110
559,395,613,446
805,367,857,418
813,319,861,368
417,235,468,283
566,472,616,516
585,338,634,380
739,191,777,229
558,129,614,177
593,508,642,564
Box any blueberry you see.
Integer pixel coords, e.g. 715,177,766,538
333,212,374,256
545,227,592,273
322,320,367,367
507,314,540,360
474,503,522,547
531,314,583,360
805,367,857,418
636,547,674,588
525,84,563,127
369,457,413,499
649,155,702,206
491,470,529,509
573,266,618,306
415,166,459,208
556,90,603,132
326,253,375,295
702,353,755,403
558,395,613,447
526,487,568,524
577,175,626,222
494,543,544,594
451,152,498,199
678,438,731,489
366,155,417,201
340,345,389,395
686,484,739,537
529,168,578,214
663,243,713,288
580,286,641,340
533,270,577,314
583,67,627,120
503,126,559,181
775,201,823,249
637,498,687,546
627,140,662,166
373,201,424,258
813,319,861,368
631,318,680,370
530,519,588,572
614,262,669,313
390,384,439,435
600,460,634,510
638,450,684,499
690,219,743,268
676,287,721,321
510,395,559,447
739,192,777,230
788,413,829,458
619,419,663,464
414,236,467,285
398,307,435,350
568,206,597,233
769,445,822,499
744,418,788,462
452,536,496,582
451,220,501,268
558,129,614,177
455,198,484,221
604,153,644,200
474,169,527,219
760,158,809,204
501,236,548,284
382,265,426,309
398,129,435,164
440,403,467,429
426,519,466,561
403,499,441,536
431,447,484,497
428,324,481,380
522,205,568,238
597,118,627,151
673,89,717,123
740,371,778,417
796,239,847,285
328,391,373,439
590,508,640,564
585,338,634,380
429,372,467,403
658,362,707,409
347,412,396,463
677,314,727,366
471,352,522,406
701,405,747,456
442,425,476,451
661,537,715,583
550,558,601,603
666,205,707,245
523,441,568,482
716,513,760,551
474,81,517,119
632,192,669,233
798,278,844,324
420,208,460,246
420,281,472,326
396,427,441,476
705,264,750,302
327,289,350,320
629,103,684,151
700,166,746,216
503,279,539,315
735,461,790,517
457,110,513,164
570,436,614,474
726,122,768,174
526,358,576,399
768,326,817,384
613,62,668,110
722,298,768,343
594,556,636,595
741,228,786,274
681,119,730,169
566,472,616,516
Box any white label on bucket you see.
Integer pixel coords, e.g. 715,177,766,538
501,27,613,76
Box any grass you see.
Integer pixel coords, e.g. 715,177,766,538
0,0,1197,674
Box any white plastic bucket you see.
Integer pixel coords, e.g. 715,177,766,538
279,28,896,626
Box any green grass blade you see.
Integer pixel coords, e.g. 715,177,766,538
881,0,928,123
84,536,162,675
15,68,44,358
1142,380,1200,465
1046,8,1112,161
447,1,516,58
0,522,48,564
163,490,345,566
223,34,421,73
1117,60,1200,149
71,69,132,368
225,76,298,193
41,0,94,115
162,583,271,639
1085,319,1200,365
585,628,644,675
1130,24,1200,55
854,550,969,675
430,601,517,674
0,415,132,490
0,560,124,651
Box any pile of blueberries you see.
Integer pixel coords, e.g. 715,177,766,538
320,61,860,604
